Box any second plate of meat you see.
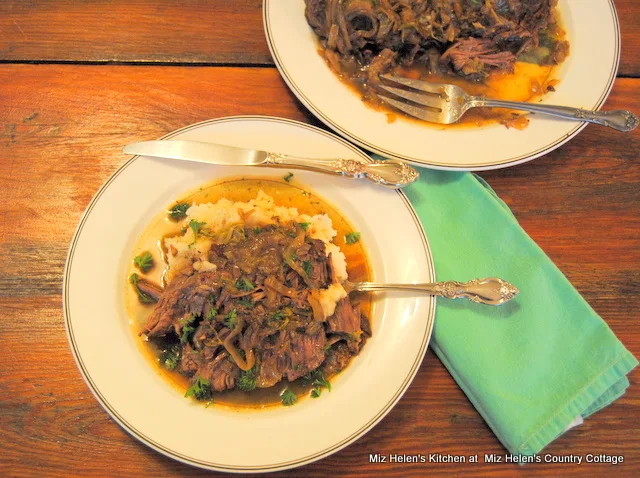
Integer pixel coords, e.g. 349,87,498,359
64,116,436,472
264,0,620,169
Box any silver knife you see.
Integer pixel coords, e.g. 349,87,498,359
122,140,419,188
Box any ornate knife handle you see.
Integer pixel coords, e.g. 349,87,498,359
265,153,419,188
350,278,519,306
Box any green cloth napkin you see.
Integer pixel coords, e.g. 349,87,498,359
402,169,638,456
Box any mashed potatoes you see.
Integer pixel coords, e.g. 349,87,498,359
163,191,349,318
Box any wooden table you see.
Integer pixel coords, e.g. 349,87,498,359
1,1,638,476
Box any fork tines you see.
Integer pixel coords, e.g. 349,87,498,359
378,75,447,123
380,75,448,95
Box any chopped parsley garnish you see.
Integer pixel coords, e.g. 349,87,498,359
133,251,154,273
268,309,291,328
180,315,197,344
205,306,218,321
303,370,331,398
302,260,313,276
184,377,212,401
345,232,361,244
299,222,310,231
188,219,206,246
236,299,254,308
272,310,286,321
160,343,181,370
235,277,254,291
314,373,331,392
169,203,189,220
237,365,259,392
223,309,238,329
283,172,294,182
129,273,157,304
253,227,264,234
280,387,297,406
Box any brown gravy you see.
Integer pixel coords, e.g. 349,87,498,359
126,177,373,410
320,9,568,129
376,61,558,129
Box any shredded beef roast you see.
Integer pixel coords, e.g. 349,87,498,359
305,0,569,85
142,223,369,397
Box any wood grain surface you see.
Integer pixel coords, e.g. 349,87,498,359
0,0,638,76
0,1,639,477
0,0,270,65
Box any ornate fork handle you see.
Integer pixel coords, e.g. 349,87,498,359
265,153,419,188
349,278,519,306
467,98,639,132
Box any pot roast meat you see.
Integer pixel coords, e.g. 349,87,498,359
142,222,370,400
321,341,354,377
440,37,516,78
327,297,364,353
304,0,566,83
181,344,202,376
305,0,328,36
366,48,397,85
256,349,289,388
142,272,221,337
285,330,328,381
203,354,240,392
345,0,380,48
294,238,331,289
254,330,328,386
327,297,362,336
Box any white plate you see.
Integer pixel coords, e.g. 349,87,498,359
64,116,436,472
264,0,620,170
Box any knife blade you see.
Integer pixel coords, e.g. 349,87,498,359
123,140,268,166
122,140,419,188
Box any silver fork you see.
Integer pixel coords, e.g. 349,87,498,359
344,277,519,306
378,74,638,132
